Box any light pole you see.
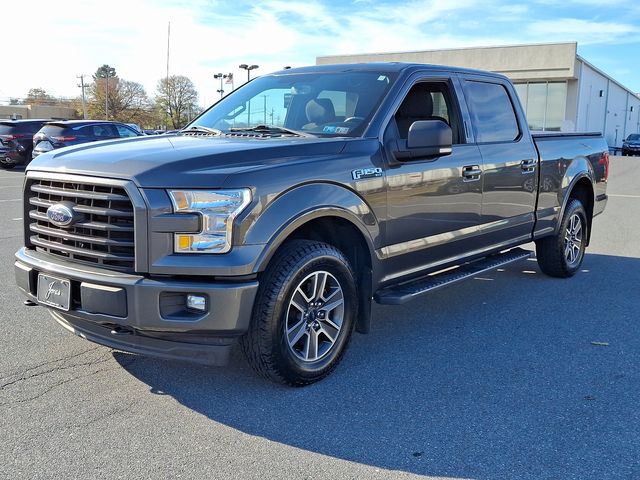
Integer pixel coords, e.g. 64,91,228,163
213,73,227,99
239,64,258,126
239,64,259,82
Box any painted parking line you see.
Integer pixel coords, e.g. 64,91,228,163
608,194,640,198
0,198,21,203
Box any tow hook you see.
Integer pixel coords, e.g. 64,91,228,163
110,326,135,336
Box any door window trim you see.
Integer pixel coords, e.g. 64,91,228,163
377,72,468,146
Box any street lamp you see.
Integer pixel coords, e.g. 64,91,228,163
239,64,259,82
213,73,227,98
239,64,259,126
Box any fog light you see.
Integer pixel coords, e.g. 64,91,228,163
186,294,207,312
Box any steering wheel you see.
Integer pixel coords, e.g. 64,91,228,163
344,116,364,123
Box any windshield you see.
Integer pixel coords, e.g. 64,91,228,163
627,134,640,141
188,71,397,138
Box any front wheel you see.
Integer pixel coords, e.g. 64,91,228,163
241,240,358,386
535,198,588,278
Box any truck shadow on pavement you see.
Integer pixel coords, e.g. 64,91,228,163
115,252,640,479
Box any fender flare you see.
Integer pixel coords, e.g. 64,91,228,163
242,182,379,273
555,157,595,235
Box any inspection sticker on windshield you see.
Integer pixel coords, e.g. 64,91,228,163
323,126,337,133
335,127,350,134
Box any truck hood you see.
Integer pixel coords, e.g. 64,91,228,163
26,134,347,188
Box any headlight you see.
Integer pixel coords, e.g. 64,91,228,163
168,189,251,253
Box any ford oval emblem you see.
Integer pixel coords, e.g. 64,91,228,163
46,203,76,227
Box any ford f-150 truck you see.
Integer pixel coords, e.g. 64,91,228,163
15,63,608,385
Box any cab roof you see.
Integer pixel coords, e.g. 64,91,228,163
270,62,507,80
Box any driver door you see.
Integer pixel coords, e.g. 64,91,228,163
381,76,484,281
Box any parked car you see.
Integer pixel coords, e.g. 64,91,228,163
622,134,640,156
0,119,50,169
32,120,143,158
16,63,608,386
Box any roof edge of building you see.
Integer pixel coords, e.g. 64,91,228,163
577,55,640,99
317,41,578,61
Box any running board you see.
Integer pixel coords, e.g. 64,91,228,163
374,248,532,305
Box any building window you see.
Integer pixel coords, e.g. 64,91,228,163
514,81,567,132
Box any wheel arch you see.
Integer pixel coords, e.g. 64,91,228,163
246,184,378,334
557,170,595,245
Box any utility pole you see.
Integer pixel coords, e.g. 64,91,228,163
166,21,170,84
263,95,267,125
77,74,88,119
105,73,109,120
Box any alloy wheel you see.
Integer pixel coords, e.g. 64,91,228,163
284,270,344,362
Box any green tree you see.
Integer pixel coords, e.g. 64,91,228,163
24,88,56,105
155,75,199,129
94,64,117,80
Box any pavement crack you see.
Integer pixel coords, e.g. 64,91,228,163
0,346,102,382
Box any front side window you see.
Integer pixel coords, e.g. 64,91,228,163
464,81,520,143
189,71,397,137
391,82,461,143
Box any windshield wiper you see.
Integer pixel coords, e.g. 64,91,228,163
229,125,313,137
181,125,224,136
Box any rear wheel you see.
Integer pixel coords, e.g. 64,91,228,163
535,198,587,278
0,155,16,169
241,240,357,386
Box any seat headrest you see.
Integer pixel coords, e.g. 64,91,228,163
397,87,434,118
306,98,336,124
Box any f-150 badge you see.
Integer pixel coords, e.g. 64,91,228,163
352,167,383,180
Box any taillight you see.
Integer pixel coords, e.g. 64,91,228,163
598,151,609,181
51,136,77,142
0,134,24,140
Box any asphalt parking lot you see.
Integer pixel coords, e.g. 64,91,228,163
0,157,639,480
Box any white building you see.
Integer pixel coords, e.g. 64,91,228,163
317,42,640,149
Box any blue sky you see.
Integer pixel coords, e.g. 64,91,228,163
2,0,639,107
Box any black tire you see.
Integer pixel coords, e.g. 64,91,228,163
0,160,16,170
535,198,588,278
241,240,358,386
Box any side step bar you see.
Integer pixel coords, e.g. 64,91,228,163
374,248,532,305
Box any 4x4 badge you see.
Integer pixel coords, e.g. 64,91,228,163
352,167,383,180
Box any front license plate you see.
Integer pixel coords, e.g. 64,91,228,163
37,274,71,311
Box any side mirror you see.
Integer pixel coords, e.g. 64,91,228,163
391,120,453,162
407,120,452,154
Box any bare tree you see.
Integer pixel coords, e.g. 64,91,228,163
155,75,199,129
88,77,153,124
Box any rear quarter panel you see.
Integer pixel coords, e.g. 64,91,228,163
532,133,608,238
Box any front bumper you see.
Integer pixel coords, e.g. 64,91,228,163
15,247,259,365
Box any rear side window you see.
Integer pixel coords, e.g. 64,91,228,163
0,123,17,135
39,125,69,136
464,81,520,143
115,124,139,137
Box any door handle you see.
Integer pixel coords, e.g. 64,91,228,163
462,165,482,181
521,159,536,173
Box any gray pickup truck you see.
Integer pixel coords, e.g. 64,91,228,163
15,63,608,385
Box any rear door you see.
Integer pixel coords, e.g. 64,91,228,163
460,76,538,247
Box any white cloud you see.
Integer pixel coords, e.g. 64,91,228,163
0,0,638,107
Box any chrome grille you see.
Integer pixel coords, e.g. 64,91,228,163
27,179,135,271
